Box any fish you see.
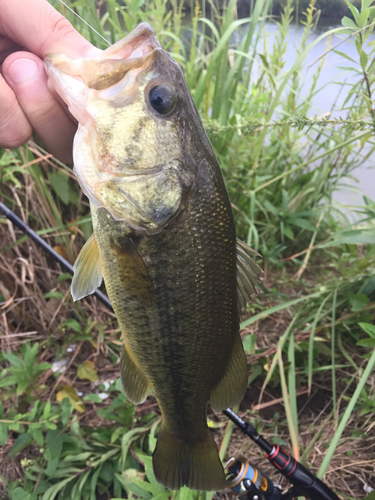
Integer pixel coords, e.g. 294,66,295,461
44,22,262,491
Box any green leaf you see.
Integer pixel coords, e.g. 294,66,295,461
360,50,368,70
24,343,38,368
30,427,44,447
44,291,64,300
335,65,362,74
29,401,39,421
0,422,8,445
359,323,375,339
243,334,256,354
283,224,294,240
320,230,375,247
288,217,317,232
110,426,124,444
17,379,31,395
50,171,70,206
9,432,33,457
44,431,64,477
120,427,148,469
42,476,75,500
346,1,360,23
347,292,369,312
2,352,23,368
99,461,114,482
36,363,52,373
131,477,166,497
64,319,82,333
176,486,194,500
0,375,18,388
139,453,160,487
114,473,152,500
83,394,103,403
358,8,370,28
56,273,73,283
341,16,357,29
9,487,35,500
77,361,98,382
108,377,123,393
90,463,103,500
356,338,375,348
56,385,85,413
333,50,357,63
44,421,57,430
42,401,51,420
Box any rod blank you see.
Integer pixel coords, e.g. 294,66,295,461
0,201,113,311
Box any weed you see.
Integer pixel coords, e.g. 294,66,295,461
0,0,374,498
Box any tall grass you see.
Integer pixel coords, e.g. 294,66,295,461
0,0,374,499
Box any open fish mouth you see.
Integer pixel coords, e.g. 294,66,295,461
44,23,183,231
44,22,161,101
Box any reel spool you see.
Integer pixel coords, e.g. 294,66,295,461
225,456,282,500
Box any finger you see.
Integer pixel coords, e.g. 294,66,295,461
3,52,77,162
0,0,101,58
0,73,32,149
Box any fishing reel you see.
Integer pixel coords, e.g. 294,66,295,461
225,456,283,500
223,409,341,500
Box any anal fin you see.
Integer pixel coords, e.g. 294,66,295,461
120,343,149,404
209,333,247,410
71,233,103,301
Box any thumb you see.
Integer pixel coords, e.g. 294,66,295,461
3,51,77,162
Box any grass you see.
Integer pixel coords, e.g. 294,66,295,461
1,0,375,499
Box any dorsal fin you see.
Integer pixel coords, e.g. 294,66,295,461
71,233,103,301
236,238,262,310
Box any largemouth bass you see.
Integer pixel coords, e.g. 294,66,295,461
45,23,261,491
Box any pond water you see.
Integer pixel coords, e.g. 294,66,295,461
251,19,375,213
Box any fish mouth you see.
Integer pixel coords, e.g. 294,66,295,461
44,22,161,92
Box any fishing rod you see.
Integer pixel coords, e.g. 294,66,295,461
0,202,341,500
223,408,341,500
0,201,112,311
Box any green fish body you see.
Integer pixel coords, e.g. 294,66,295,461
44,23,261,491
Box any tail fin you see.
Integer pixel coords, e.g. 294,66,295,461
153,426,226,491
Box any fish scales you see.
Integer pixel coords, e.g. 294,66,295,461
92,161,238,433
44,21,260,492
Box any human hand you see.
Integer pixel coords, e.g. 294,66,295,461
0,0,100,162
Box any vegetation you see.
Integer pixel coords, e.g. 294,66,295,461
271,0,362,18
1,0,375,499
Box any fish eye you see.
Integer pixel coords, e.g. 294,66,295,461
149,85,175,115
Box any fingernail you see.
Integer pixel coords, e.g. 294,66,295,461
7,59,39,85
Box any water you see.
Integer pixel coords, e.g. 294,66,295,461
252,20,375,212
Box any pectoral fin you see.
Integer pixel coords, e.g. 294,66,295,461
236,239,262,310
111,236,154,307
71,233,103,301
209,334,247,410
120,343,149,404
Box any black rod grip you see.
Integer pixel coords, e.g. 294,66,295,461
267,446,341,500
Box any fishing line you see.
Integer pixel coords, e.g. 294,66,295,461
58,0,111,46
